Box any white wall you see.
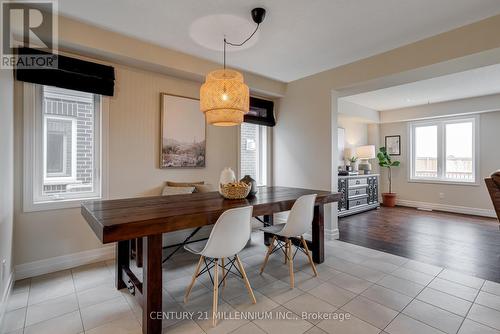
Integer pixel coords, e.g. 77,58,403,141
338,100,380,123
0,70,14,323
379,110,500,214
338,115,369,151
13,63,243,268
274,77,333,191
273,76,339,239
337,101,379,170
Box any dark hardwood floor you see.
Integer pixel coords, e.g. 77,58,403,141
339,206,500,283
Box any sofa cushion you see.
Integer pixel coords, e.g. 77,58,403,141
194,184,216,193
166,181,204,187
161,186,195,196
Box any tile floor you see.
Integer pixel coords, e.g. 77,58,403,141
3,231,500,334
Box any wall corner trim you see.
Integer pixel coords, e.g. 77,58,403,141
0,273,15,332
325,228,340,241
14,246,115,280
396,199,496,218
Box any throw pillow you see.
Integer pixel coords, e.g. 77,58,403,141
161,186,195,196
166,181,204,187
194,184,216,193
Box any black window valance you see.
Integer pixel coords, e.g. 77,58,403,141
245,96,275,127
14,48,115,96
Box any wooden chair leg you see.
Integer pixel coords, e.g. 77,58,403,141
287,239,294,288
301,236,318,276
221,258,226,288
236,255,257,304
184,256,204,304
260,235,276,274
284,239,288,264
212,259,219,327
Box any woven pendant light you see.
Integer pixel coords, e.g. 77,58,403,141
200,69,249,126
199,8,266,126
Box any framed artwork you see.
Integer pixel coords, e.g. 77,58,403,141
160,93,206,168
385,135,401,156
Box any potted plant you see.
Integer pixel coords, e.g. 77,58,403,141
377,147,400,207
345,156,358,171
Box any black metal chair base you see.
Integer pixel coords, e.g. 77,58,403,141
198,256,244,288
162,227,207,264
269,237,308,260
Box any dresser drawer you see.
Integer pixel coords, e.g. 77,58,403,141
349,197,368,208
348,188,367,197
348,178,367,187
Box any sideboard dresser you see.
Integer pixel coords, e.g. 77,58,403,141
338,174,379,217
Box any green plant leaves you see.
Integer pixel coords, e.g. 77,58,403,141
377,147,400,168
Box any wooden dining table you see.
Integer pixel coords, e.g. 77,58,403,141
81,186,341,334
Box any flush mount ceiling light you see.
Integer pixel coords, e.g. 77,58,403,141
200,8,266,126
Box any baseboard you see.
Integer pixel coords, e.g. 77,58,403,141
14,245,115,280
396,199,496,218
0,273,14,333
325,228,340,240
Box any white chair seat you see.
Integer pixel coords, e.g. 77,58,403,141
184,240,206,254
259,223,286,236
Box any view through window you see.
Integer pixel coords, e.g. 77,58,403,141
29,85,102,205
410,117,476,183
239,122,267,185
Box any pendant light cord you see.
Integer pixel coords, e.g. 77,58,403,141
223,23,260,70
225,23,260,47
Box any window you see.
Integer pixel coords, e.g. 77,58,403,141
24,84,104,211
409,116,478,184
44,116,76,181
239,122,268,185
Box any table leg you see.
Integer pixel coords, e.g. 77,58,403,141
263,214,274,246
131,238,136,259
136,238,143,268
142,234,163,334
311,204,325,264
116,240,130,289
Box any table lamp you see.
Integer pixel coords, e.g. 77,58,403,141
356,145,376,174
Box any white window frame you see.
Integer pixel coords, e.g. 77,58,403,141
23,83,109,212
408,115,479,186
237,123,271,186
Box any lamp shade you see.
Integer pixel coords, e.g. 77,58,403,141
356,145,376,159
200,69,250,126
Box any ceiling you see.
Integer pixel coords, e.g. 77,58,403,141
342,64,500,110
58,0,500,82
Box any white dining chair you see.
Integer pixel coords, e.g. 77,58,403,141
259,194,318,288
183,206,256,326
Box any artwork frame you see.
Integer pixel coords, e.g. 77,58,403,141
160,93,206,168
385,135,401,156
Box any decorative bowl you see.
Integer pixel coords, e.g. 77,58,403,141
219,182,251,199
